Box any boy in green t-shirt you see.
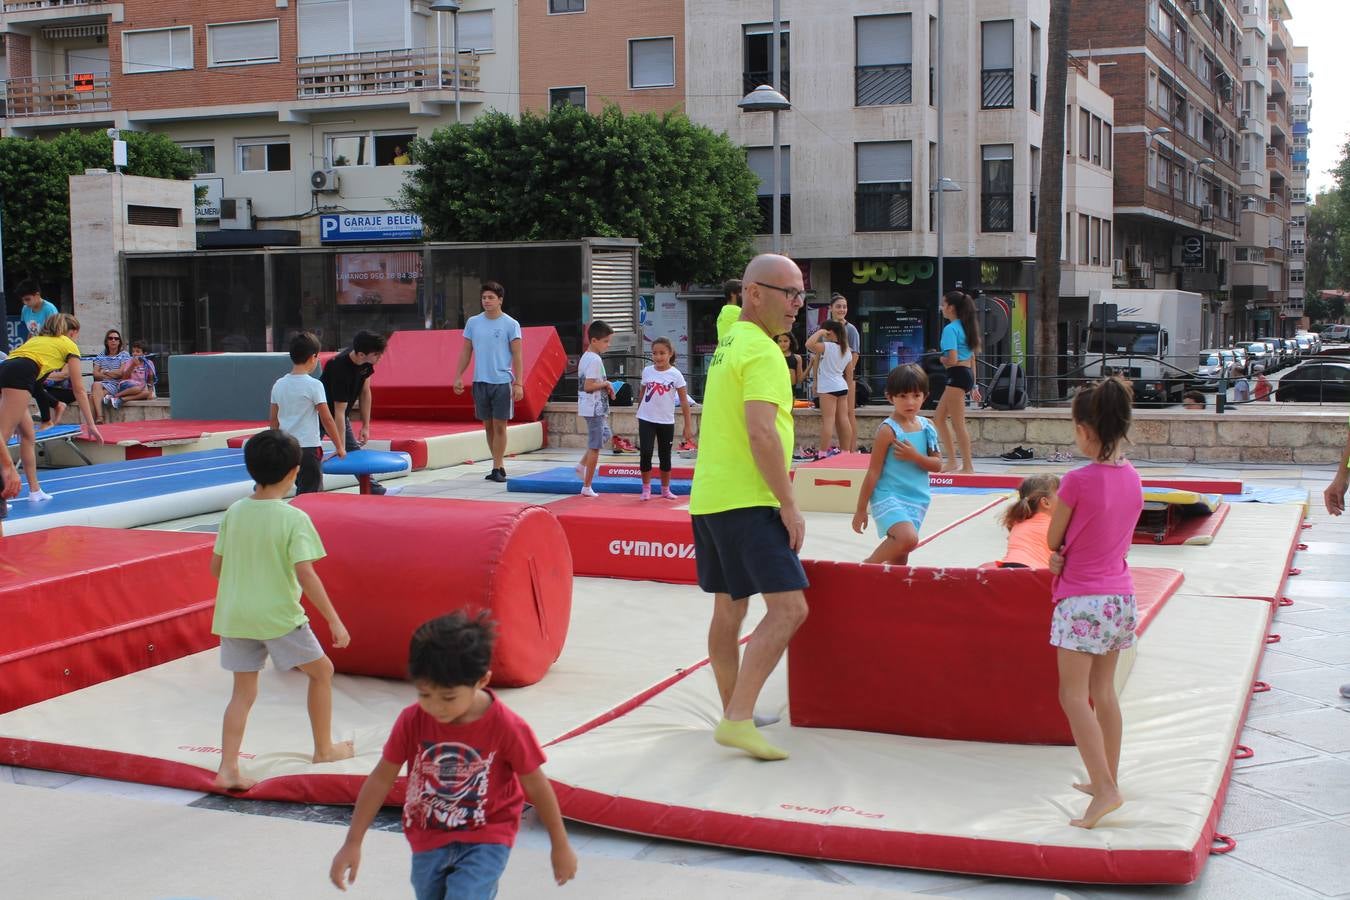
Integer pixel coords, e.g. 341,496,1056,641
210,429,354,791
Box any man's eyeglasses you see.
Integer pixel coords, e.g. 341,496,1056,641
753,281,805,302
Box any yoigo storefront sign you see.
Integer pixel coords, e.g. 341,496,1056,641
319,212,424,243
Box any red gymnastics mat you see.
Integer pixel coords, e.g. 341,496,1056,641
1133,501,1232,546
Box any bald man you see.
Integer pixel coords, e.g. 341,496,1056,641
689,254,808,761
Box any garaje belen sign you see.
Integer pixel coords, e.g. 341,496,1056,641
320,212,424,243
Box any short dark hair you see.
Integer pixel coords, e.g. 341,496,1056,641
1183,390,1205,404
481,281,506,298
289,331,321,364
408,612,496,687
131,339,148,353
885,363,929,397
351,331,387,355
588,319,614,342
243,428,302,487
14,279,40,299
723,279,742,303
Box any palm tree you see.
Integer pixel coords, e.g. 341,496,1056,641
1033,0,1071,402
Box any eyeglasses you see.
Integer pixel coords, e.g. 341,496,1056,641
752,281,805,302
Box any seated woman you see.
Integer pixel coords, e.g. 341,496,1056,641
995,475,1060,569
89,329,131,421
103,340,157,412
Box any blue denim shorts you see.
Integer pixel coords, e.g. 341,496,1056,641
411,841,510,900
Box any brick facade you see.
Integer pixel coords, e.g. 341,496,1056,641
111,2,299,112
7,32,31,80
518,0,684,115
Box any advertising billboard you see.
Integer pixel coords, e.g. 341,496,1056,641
335,251,422,307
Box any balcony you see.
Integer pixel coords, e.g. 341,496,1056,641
1,0,122,26
297,48,480,100
855,64,912,107
980,68,1014,109
4,73,111,118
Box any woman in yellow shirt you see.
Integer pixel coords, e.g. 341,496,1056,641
1,313,103,503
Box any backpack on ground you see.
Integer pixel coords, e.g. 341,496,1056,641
984,362,1027,411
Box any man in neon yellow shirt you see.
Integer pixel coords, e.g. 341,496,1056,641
1322,416,1350,700
690,254,806,761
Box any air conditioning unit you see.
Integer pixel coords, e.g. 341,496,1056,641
310,169,341,194
1201,202,1214,220
219,197,253,230
1138,261,1155,280
1112,258,1125,278
1126,244,1144,268
1241,56,1254,67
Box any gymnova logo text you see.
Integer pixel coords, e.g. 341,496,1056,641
607,539,696,558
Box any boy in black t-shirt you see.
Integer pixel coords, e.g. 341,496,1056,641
320,331,389,494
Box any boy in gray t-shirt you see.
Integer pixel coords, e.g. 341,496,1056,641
270,332,345,494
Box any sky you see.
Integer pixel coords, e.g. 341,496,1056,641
1288,0,1349,197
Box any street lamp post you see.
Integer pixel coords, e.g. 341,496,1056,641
430,0,462,124
739,84,792,254
932,177,961,311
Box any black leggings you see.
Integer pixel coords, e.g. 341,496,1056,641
32,381,75,424
638,419,674,473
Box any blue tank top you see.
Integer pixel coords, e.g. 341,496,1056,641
940,320,972,361
871,417,938,515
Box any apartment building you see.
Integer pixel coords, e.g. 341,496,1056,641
685,0,1053,375
1069,0,1244,349
1287,42,1308,326
0,0,518,243
1060,60,1117,349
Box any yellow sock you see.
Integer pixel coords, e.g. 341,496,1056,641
713,718,789,761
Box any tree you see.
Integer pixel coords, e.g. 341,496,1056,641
0,130,199,290
398,105,761,284
1031,0,1072,401
1304,194,1339,309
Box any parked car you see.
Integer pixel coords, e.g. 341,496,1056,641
1299,332,1323,354
1194,349,1239,390
1275,360,1350,403
1284,338,1300,361
1262,340,1284,370
1295,336,1313,356
1322,324,1350,343
1245,342,1270,370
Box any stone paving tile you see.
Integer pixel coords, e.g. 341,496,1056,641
1275,635,1350,665
1230,820,1350,897
1248,686,1327,719
1259,649,1327,676
53,774,205,806
189,794,404,832
1263,666,1350,702
1280,579,1350,600
0,765,81,789
1297,541,1350,556
816,860,988,895
1268,622,1338,643
1248,707,1350,753
1277,608,1350,634
1218,783,1324,835
1235,759,1350,816
1235,728,1324,770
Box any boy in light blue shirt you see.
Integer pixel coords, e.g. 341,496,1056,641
16,280,58,344
270,332,345,494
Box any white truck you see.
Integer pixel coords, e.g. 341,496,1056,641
1082,289,1204,405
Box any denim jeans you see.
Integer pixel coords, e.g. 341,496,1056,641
409,841,510,900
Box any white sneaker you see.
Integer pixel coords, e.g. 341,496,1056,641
580,486,599,497
28,490,54,503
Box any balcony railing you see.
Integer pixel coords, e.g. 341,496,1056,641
855,63,912,106
3,0,104,10
856,183,913,232
297,48,480,99
4,73,111,117
981,68,1014,109
743,70,790,100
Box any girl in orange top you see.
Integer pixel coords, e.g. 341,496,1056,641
998,475,1060,568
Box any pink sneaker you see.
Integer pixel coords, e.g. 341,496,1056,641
661,489,677,500
640,486,652,501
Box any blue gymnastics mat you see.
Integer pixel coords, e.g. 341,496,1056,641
507,465,693,495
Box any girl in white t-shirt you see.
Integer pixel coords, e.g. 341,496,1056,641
806,319,855,459
636,337,693,500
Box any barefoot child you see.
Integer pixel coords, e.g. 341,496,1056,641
852,365,942,564
330,612,577,898
210,429,354,791
575,320,615,497
1046,377,1143,829
996,475,1060,568
637,337,693,500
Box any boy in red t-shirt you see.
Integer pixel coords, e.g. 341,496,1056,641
330,613,577,898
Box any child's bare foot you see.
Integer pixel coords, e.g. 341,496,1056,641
1071,787,1123,829
1072,781,1094,795
940,460,959,473
313,740,355,764
959,465,976,474
213,770,258,792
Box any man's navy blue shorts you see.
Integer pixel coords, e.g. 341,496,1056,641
692,506,808,600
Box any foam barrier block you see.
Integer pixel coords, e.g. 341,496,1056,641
169,353,294,421
370,327,567,423
0,527,218,714
293,494,573,687
551,495,697,584
788,562,1183,744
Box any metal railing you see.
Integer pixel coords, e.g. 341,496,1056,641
743,70,790,100
980,68,1014,108
3,0,102,10
297,48,481,99
4,73,111,117
855,63,912,106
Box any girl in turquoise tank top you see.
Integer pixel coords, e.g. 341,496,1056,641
852,365,943,565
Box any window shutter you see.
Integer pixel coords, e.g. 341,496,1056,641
210,21,279,65
299,0,350,56
982,20,1014,69
857,142,911,183
590,250,636,334
856,14,911,66
353,0,406,52
631,38,674,87
747,147,790,195
454,11,494,52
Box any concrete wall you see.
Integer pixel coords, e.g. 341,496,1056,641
69,172,196,349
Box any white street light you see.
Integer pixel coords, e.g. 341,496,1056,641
430,0,462,124
739,83,792,254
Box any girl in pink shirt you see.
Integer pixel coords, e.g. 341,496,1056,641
1046,376,1143,830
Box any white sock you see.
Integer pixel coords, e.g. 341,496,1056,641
28,489,54,503
580,486,598,497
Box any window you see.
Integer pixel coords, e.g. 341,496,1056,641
1079,108,1091,160
744,23,790,98
1102,220,1112,266
1030,146,1040,233
1030,23,1041,112
1090,217,1101,265
980,20,1014,108
123,26,192,74
1102,124,1113,170
549,86,586,109
855,14,912,106
1148,70,1158,109
298,0,408,56
855,141,912,232
747,147,791,235
549,0,584,12
177,142,216,175
208,20,279,66
630,37,675,89
1148,149,1158,187
127,205,181,228
928,16,937,106
238,139,291,173
1090,116,1101,165
327,132,415,167
981,144,1014,232
1079,213,1091,264
1065,105,1074,156
455,10,494,52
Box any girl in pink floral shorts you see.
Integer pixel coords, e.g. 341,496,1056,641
1046,376,1143,831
